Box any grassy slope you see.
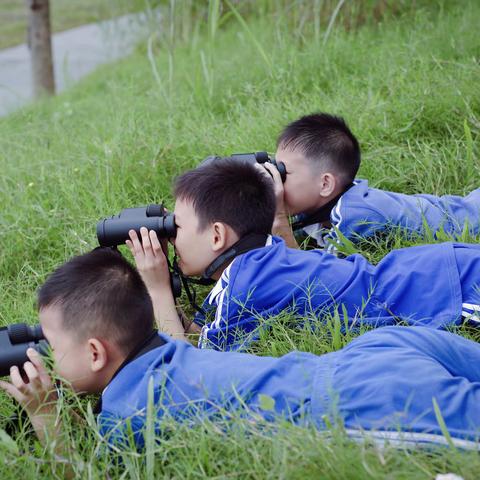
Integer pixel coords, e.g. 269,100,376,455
0,0,479,477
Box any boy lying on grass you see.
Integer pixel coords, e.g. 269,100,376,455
129,158,480,351
269,113,480,251
0,247,479,450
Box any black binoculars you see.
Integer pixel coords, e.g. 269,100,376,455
200,152,287,182
230,151,287,183
0,323,48,377
97,204,176,248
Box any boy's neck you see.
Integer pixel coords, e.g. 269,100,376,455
311,182,348,213
100,332,165,389
206,233,270,281
93,331,166,413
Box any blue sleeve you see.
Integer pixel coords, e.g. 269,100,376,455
97,410,147,450
332,201,391,240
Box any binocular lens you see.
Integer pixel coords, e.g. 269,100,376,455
97,204,176,248
0,323,47,377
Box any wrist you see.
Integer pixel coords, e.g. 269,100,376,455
143,275,172,293
272,217,291,231
151,285,175,304
274,209,289,222
29,408,57,435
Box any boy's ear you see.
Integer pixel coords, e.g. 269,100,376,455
87,338,109,373
318,172,337,198
211,222,238,252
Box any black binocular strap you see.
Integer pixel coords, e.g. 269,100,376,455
202,233,269,280
291,183,354,231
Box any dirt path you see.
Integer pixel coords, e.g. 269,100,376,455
0,10,159,117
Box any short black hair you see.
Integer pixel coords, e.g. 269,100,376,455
174,157,275,237
277,113,361,186
38,248,154,354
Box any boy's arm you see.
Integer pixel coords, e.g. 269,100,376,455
261,163,299,249
272,214,299,249
126,227,188,341
177,306,202,334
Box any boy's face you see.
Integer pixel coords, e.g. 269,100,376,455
172,198,220,276
39,305,99,394
275,146,329,215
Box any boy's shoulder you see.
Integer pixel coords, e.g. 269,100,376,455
99,334,179,418
228,235,328,287
195,236,331,350
204,235,332,307
331,179,425,232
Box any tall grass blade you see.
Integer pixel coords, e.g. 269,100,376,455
323,0,345,46
225,0,273,70
464,119,474,176
145,376,156,479
432,397,456,449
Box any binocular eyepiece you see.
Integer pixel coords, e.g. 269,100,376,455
0,323,48,377
199,152,287,183
97,204,176,248
230,152,287,183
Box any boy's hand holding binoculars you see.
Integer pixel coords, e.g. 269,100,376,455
127,227,187,339
0,348,57,440
261,163,299,249
126,227,171,293
262,162,288,220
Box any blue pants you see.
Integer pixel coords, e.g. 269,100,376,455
328,327,480,442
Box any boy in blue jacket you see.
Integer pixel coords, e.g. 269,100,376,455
268,113,480,251
128,158,480,351
1,248,479,450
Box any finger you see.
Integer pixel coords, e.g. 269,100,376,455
253,163,272,180
26,348,51,387
263,162,283,185
125,238,134,254
140,227,153,253
23,361,42,391
0,380,25,404
10,366,28,392
128,229,144,256
149,230,163,256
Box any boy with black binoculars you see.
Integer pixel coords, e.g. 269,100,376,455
268,113,480,251
1,247,479,450
115,158,480,352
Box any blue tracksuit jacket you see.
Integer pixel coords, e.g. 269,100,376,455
193,236,480,351
299,180,480,250
97,327,480,449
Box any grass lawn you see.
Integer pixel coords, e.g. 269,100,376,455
0,0,479,477
0,0,157,49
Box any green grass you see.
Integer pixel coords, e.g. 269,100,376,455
1,0,480,477
0,0,158,49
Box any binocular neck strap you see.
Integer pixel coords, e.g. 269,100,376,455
291,183,354,231
202,233,269,280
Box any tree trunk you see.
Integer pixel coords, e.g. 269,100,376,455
27,0,55,97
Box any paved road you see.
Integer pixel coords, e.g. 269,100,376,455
0,10,159,117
